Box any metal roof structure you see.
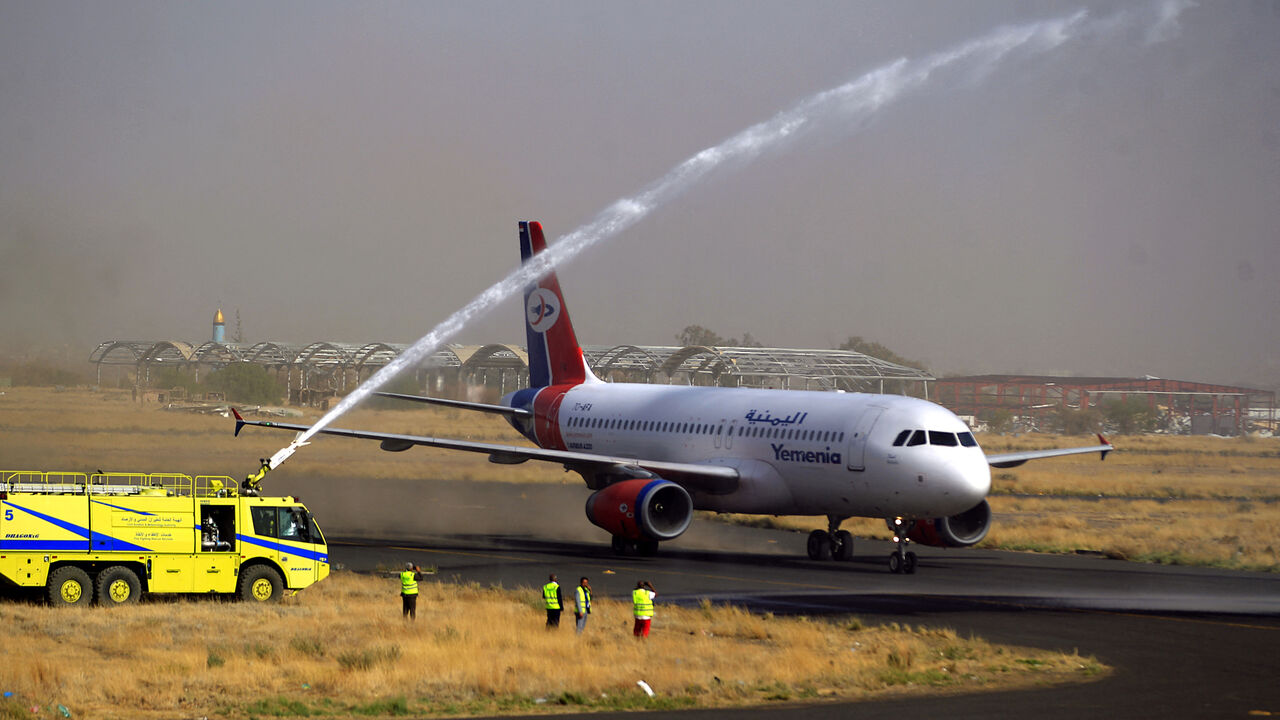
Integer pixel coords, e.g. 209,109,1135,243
91,339,934,400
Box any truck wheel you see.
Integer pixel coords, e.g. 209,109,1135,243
238,565,283,602
96,566,141,605
46,566,92,607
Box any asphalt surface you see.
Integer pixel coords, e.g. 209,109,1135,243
296,477,1280,719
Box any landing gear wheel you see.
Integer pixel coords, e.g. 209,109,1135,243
637,539,659,556
611,535,631,555
833,530,854,561
807,530,833,560
903,551,918,575
238,565,283,603
46,566,92,607
886,517,919,574
96,565,141,605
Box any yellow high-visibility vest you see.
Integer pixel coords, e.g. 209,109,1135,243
576,585,591,614
400,570,418,595
542,581,561,610
632,588,653,618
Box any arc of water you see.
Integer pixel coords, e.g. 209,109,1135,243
266,2,1187,467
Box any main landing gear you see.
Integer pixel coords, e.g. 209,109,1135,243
887,517,917,574
807,515,854,561
611,535,659,556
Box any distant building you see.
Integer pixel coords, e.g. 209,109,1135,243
936,375,1276,436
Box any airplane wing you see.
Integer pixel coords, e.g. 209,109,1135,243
372,392,530,418
231,410,738,494
984,434,1113,468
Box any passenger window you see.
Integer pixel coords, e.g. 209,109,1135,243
958,432,978,447
929,431,958,447
892,430,911,447
906,430,927,446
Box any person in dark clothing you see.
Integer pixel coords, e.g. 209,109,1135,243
542,573,563,628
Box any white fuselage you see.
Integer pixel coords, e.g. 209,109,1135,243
548,383,991,520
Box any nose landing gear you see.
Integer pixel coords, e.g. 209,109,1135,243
887,517,918,574
806,515,855,561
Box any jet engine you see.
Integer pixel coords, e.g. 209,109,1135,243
905,499,992,548
585,478,693,541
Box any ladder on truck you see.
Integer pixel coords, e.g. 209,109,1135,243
0,470,237,498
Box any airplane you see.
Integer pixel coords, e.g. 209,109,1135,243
233,220,1112,573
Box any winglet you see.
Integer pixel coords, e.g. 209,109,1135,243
232,407,245,437
1097,433,1112,461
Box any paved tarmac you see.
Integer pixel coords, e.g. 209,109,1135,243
288,477,1280,719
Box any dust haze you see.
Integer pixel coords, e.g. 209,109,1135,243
2,1,1278,389
272,474,788,556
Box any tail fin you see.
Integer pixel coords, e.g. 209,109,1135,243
520,221,600,387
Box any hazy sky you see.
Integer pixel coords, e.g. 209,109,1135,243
2,1,1277,388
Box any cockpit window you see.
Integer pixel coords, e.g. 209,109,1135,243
892,429,911,447
929,431,958,446
958,431,977,447
906,430,927,446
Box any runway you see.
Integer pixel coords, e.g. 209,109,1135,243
293,477,1280,718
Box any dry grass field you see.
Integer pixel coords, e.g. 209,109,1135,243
0,571,1102,719
0,387,558,487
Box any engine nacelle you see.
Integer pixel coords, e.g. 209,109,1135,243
585,478,693,541
905,499,992,548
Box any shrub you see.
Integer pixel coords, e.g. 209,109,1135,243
205,362,284,405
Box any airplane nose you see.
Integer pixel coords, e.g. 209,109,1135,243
938,455,990,511
960,457,992,505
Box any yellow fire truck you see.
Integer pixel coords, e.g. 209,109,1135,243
0,470,329,606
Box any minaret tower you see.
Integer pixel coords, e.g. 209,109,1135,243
213,308,226,343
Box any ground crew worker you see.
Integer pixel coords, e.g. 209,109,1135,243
400,562,423,621
632,580,656,638
542,574,563,628
573,576,592,634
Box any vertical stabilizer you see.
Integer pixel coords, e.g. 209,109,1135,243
520,221,600,387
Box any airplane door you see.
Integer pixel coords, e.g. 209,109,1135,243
846,407,884,471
